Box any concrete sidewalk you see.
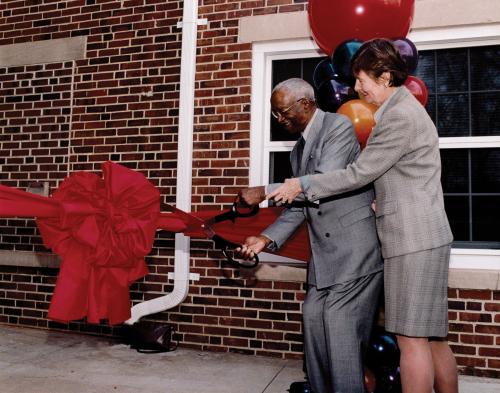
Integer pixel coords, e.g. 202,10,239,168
0,324,498,393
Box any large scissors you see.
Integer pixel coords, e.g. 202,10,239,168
164,202,260,268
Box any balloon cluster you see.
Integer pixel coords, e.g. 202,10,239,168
365,328,402,393
308,0,428,149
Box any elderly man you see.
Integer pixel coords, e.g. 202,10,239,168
237,78,383,393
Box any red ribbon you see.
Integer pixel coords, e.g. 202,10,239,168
0,161,309,325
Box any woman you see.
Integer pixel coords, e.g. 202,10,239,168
267,39,458,393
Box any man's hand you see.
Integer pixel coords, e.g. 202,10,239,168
266,178,302,204
237,186,266,206
235,235,271,260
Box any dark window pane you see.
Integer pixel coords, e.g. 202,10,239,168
471,91,500,136
270,151,292,183
271,117,299,141
441,149,468,193
470,45,500,90
272,57,326,89
472,196,500,242
436,94,469,137
272,59,302,87
303,57,325,88
415,51,435,93
436,48,468,92
444,196,470,241
425,94,436,124
471,148,500,193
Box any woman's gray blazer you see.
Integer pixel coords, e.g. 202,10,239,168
301,87,453,259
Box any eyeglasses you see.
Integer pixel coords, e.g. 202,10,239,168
271,98,306,119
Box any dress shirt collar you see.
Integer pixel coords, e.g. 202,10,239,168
301,108,318,141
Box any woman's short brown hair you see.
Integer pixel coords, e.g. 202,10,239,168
351,38,408,87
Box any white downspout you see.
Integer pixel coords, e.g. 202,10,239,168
125,1,203,325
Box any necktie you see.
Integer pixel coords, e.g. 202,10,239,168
296,136,305,171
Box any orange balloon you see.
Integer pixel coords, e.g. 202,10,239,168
337,99,377,149
364,366,377,393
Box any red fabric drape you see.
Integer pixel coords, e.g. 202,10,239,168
184,209,309,262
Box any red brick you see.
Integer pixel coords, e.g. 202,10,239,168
245,320,272,330
458,289,492,300
459,312,492,323
455,356,486,367
479,347,500,358
476,325,500,335
485,302,500,312
222,337,248,347
449,323,474,333
273,321,301,332
488,359,500,369
460,334,494,345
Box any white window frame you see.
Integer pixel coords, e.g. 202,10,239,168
249,24,500,270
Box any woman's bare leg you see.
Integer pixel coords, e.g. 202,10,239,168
430,339,458,393
397,335,433,393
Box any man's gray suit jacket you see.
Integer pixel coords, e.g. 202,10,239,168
301,87,453,259
262,110,382,289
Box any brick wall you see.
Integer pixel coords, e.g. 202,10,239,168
0,0,309,360
0,0,498,378
448,288,500,378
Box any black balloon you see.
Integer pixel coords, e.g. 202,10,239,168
289,381,312,393
313,58,339,89
367,330,400,368
315,79,356,113
366,329,402,393
331,39,363,86
393,38,418,74
374,366,401,393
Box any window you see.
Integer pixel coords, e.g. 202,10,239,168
267,46,500,248
250,28,500,269
414,46,500,248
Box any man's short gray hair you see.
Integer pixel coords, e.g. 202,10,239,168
272,78,315,101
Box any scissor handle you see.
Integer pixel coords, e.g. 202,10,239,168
212,234,259,269
231,202,259,218
210,202,259,225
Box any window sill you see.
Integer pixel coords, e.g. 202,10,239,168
0,250,60,269
449,268,500,290
254,252,500,290
1,251,498,290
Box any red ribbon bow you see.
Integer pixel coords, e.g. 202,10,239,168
38,162,160,324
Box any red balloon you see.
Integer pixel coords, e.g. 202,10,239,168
308,0,415,56
404,75,429,106
337,99,377,150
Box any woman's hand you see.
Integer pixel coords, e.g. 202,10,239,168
266,178,302,204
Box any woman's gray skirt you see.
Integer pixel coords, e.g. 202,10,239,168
384,244,451,337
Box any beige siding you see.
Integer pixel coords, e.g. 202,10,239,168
239,0,500,43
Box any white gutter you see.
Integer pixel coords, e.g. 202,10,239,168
125,1,204,325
